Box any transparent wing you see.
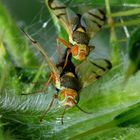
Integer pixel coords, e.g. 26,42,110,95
76,59,112,87
81,9,106,38
47,0,79,36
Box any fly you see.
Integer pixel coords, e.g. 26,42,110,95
47,0,106,67
21,29,91,124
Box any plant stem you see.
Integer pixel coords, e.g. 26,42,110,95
112,8,140,17
105,0,121,65
105,0,112,17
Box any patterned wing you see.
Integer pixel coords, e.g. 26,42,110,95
47,0,79,37
76,59,112,87
81,9,106,38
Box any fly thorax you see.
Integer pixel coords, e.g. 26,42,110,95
58,88,78,107
60,72,81,91
72,29,89,45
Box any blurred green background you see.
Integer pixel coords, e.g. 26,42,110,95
1,0,140,140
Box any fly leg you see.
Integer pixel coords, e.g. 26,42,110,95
62,48,71,69
56,39,62,65
57,37,71,49
21,72,54,95
39,94,58,122
61,106,67,125
57,37,72,69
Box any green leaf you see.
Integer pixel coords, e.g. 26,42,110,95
1,0,140,139
126,27,140,78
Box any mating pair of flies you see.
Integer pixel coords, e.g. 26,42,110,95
21,0,112,124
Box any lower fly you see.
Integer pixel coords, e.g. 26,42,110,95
21,29,92,124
